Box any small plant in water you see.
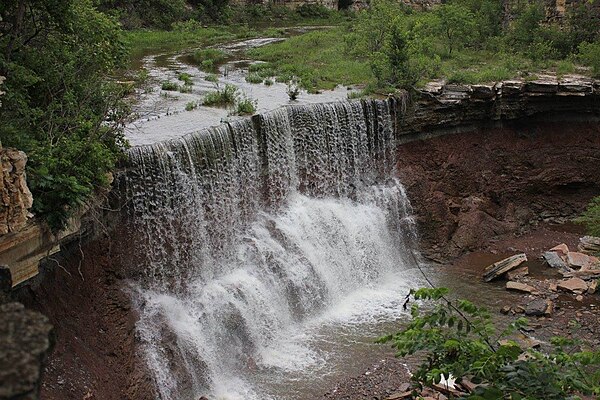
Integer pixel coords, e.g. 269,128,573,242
204,74,218,83
286,78,301,101
161,81,179,91
178,73,194,86
264,78,274,86
233,95,257,116
185,101,198,111
245,73,263,84
202,84,239,107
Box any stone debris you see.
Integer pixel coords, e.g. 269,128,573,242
578,236,600,256
549,243,569,255
483,253,527,282
506,266,529,281
557,277,588,294
588,280,598,295
506,281,536,294
566,251,600,270
542,251,573,275
525,299,553,316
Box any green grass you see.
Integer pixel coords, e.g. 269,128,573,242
205,74,219,82
178,73,194,85
248,27,373,92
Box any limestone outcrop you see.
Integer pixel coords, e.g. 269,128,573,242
0,147,33,235
398,75,600,137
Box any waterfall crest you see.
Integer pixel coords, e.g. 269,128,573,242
122,98,418,399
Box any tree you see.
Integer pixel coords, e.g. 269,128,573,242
433,3,476,55
0,0,129,230
576,196,600,236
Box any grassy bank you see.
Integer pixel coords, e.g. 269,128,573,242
247,27,373,92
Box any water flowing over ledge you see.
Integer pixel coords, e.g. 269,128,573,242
121,98,420,399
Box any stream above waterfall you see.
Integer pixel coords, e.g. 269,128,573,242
125,30,355,146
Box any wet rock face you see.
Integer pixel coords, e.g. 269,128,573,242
0,147,33,235
396,119,600,260
0,302,53,400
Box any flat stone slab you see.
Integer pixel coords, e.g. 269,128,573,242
557,277,588,294
566,251,600,270
525,299,553,316
506,281,536,294
483,254,528,282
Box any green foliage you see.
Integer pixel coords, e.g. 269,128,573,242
185,101,198,111
0,0,129,230
433,3,476,56
296,4,333,19
245,73,263,84
232,95,256,115
178,73,194,86
95,0,189,29
202,84,238,106
204,73,219,82
579,41,600,77
189,48,227,72
379,288,600,399
161,81,180,91
576,196,600,236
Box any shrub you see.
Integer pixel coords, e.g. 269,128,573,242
161,81,179,91
178,73,194,86
379,287,600,399
202,84,238,106
576,196,600,236
579,41,600,77
245,73,263,84
189,48,227,72
204,74,219,82
296,4,332,19
185,101,198,111
233,95,257,115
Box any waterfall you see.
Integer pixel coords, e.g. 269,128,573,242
122,98,419,399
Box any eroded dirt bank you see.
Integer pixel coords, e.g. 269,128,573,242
16,234,155,400
396,117,600,260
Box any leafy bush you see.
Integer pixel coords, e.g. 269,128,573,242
233,95,257,115
178,73,194,86
245,73,263,84
189,48,227,72
296,4,332,19
576,196,600,236
202,84,238,106
161,81,180,91
185,101,198,111
379,288,600,399
0,0,129,230
579,41,600,77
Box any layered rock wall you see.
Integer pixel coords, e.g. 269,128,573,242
0,147,33,235
395,76,600,260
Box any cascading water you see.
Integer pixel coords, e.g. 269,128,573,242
123,98,422,399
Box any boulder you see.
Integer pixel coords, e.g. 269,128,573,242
483,254,528,282
506,281,536,294
525,299,553,316
557,278,588,294
566,251,600,270
542,251,573,275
